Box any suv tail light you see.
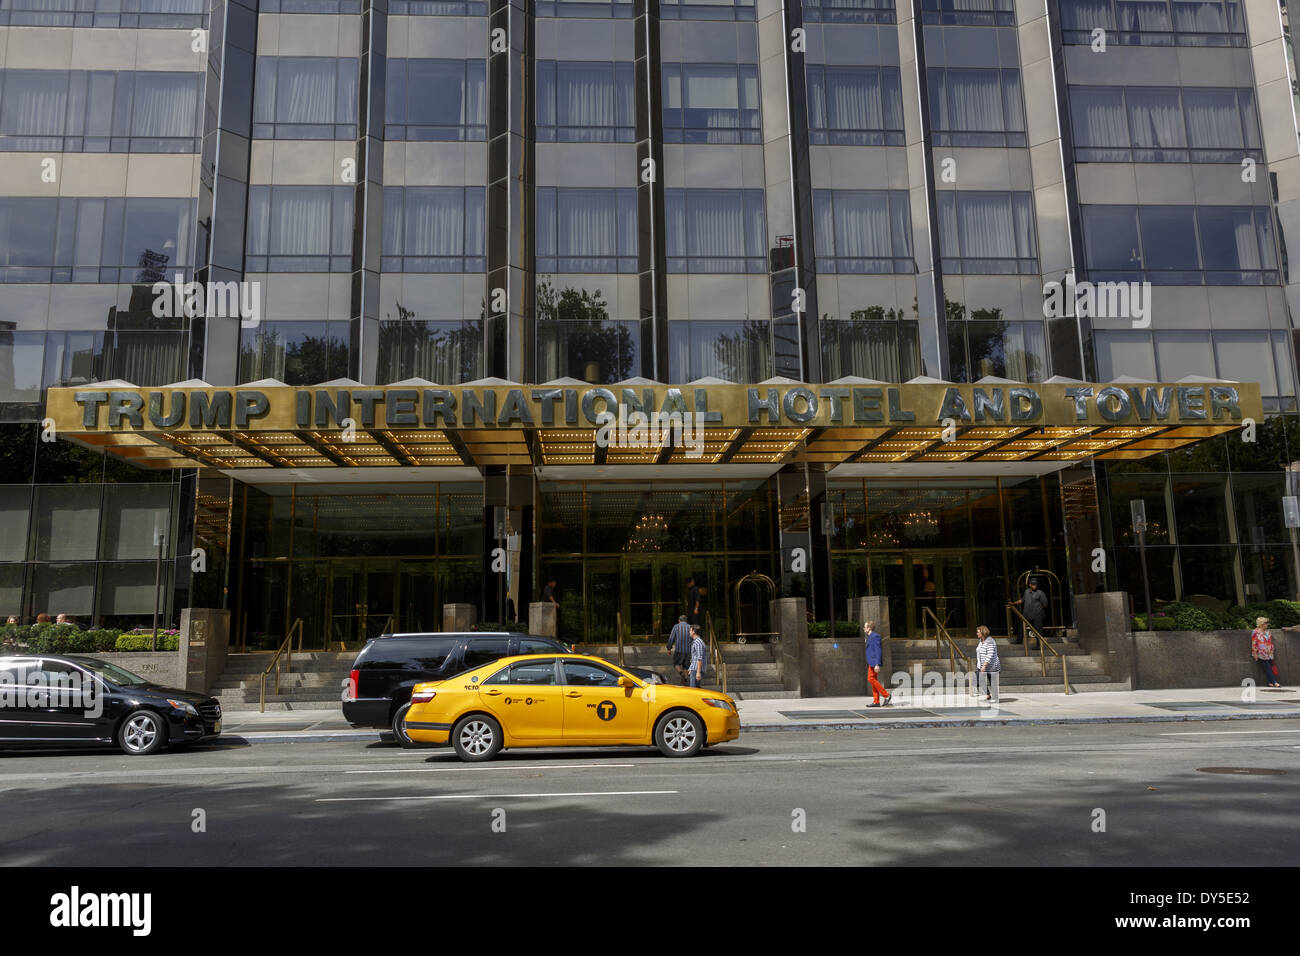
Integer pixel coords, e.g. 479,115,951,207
345,669,358,702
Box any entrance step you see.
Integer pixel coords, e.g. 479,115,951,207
575,642,791,698
211,652,354,711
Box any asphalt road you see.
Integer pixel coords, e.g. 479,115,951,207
1,720,1298,866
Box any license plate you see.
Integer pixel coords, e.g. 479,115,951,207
214,719,221,734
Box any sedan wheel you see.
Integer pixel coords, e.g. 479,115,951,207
118,710,166,756
452,715,503,762
655,710,704,757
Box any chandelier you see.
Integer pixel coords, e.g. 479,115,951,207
624,513,670,552
904,509,939,538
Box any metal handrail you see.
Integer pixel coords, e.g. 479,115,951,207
616,611,625,667
259,618,303,713
1006,604,1074,694
706,611,727,694
920,606,973,675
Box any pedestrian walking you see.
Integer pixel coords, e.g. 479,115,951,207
1251,616,1283,688
688,625,707,688
686,575,701,627
863,620,892,707
1012,577,1048,645
975,625,1000,701
666,614,693,684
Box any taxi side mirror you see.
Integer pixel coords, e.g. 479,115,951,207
617,676,635,688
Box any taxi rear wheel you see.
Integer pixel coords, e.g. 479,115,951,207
655,709,704,758
452,714,503,762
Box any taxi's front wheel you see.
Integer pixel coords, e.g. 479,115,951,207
655,710,704,757
452,714,503,762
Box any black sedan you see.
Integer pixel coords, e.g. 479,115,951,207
0,655,221,755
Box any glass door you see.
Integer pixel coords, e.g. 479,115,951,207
907,553,973,637
866,553,906,639
620,557,691,643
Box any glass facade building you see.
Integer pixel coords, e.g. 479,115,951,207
4,0,1300,646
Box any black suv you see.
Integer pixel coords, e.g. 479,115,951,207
342,632,663,745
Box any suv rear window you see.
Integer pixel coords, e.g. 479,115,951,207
358,638,459,671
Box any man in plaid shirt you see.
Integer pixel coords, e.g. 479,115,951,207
689,626,707,688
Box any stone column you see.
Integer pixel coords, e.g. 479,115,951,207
1075,591,1134,689
443,604,477,632
529,602,558,638
771,597,807,694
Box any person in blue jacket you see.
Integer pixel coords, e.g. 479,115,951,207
863,620,892,707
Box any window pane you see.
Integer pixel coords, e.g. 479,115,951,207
1094,330,1156,380
1154,331,1214,379
32,485,100,561
1138,205,1198,270
101,484,172,560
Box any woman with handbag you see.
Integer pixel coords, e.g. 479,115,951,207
1251,616,1282,688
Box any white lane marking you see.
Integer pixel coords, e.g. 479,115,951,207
344,763,635,774
1159,730,1300,736
317,789,678,802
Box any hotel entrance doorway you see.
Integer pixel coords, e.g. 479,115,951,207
621,557,691,643
853,553,975,639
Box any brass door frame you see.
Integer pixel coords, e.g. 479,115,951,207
905,552,975,639
620,556,690,643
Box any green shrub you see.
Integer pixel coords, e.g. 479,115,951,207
1132,613,1180,631
114,633,180,652
808,620,862,638
1159,602,1222,631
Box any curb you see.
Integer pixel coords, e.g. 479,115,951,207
220,708,1300,743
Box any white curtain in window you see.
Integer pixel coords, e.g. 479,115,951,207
824,320,904,380
1117,1,1173,32
107,332,185,387
0,71,68,136
557,190,617,258
942,70,1004,131
276,58,336,124
270,188,333,256
1196,207,1260,270
665,190,748,258
557,64,616,129
1095,331,1157,381
403,188,466,256
131,73,199,138
1172,0,1226,32
1001,72,1025,132
1182,89,1242,148
824,192,891,258
1072,88,1128,147
1154,331,1216,379
1127,89,1185,148
956,193,1012,258
1060,0,1111,30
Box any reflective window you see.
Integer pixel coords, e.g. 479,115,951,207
389,0,486,13
386,59,486,141
0,70,203,153
806,66,904,146
382,187,486,273
483,660,558,684
562,660,623,686
0,0,208,28
239,321,350,386
669,320,772,382
935,191,1038,275
246,186,354,273
1080,205,1279,285
665,189,766,274
0,197,193,283
536,61,634,143
1060,0,1246,47
921,0,1014,26
802,0,897,24
253,57,359,140
821,315,920,382
535,279,638,385
813,190,913,274
927,68,1025,147
1069,86,1261,163
948,320,1047,382
662,64,761,145
536,0,633,16
377,318,483,385
536,188,637,274
261,0,362,11
661,0,755,19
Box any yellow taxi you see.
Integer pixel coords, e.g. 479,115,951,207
401,653,740,761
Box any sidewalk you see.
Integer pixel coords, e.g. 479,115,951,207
217,686,1300,744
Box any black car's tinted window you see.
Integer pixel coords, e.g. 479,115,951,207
360,638,459,671
519,638,561,655
483,660,557,686
462,638,511,671
562,661,623,687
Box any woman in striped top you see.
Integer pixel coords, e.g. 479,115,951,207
975,625,1000,702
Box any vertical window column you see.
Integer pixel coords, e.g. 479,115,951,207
352,0,388,384
486,0,536,382
635,0,668,378
773,0,818,380
196,0,258,383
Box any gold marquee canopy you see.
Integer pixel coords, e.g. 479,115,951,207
44,379,1261,471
